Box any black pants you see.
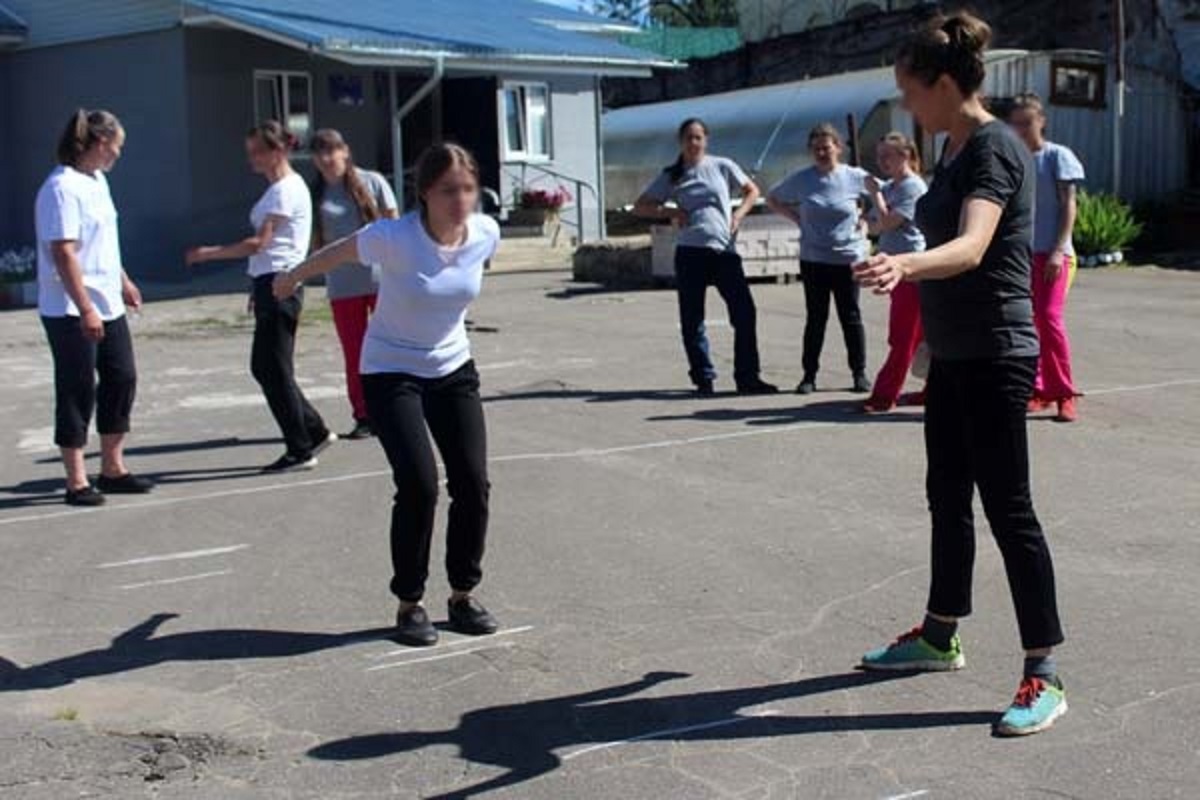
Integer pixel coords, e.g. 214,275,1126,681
924,356,1065,650
42,314,137,449
674,246,762,386
363,361,490,603
251,275,327,457
800,261,866,378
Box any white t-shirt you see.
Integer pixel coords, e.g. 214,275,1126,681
248,172,312,276
357,212,500,378
34,166,126,320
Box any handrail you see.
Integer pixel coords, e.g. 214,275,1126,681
504,161,602,243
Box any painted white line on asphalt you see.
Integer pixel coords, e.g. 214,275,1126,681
96,544,249,569
117,570,232,591
491,422,835,464
366,641,515,671
0,423,836,528
1085,377,1200,396
881,791,930,800
561,709,782,761
370,626,536,660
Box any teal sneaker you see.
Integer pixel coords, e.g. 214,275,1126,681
995,676,1067,736
860,627,966,672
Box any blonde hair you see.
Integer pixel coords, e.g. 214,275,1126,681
56,109,123,167
879,131,922,173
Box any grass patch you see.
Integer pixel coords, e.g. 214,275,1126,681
53,707,79,722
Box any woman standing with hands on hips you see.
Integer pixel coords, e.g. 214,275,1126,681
634,118,777,397
854,12,1067,736
36,109,153,505
863,132,928,413
186,121,335,473
310,128,399,439
767,123,886,395
275,144,500,647
1008,92,1084,423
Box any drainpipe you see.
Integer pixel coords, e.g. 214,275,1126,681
389,56,445,211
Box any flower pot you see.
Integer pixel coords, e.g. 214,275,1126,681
507,207,561,237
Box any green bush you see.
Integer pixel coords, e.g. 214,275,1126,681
1073,191,1143,255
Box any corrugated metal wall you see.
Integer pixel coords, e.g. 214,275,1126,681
984,52,1190,202
3,0,178,49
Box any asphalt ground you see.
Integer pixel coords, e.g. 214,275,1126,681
1,265,1198,799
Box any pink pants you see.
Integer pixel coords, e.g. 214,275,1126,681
330,294,377,421
871,281,923,405
1032,252,1076,401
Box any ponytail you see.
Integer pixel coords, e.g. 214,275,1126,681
664,117,708,184
56,109,123,167
247,120,296,153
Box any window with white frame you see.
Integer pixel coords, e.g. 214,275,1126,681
501,82,551,161
254,70,314,148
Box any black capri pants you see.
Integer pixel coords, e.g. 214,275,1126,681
42,314,137,449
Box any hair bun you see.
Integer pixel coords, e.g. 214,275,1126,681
941,12,991,55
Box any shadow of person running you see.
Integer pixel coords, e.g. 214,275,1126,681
308,670,997,799
646,398,923,427
0,613,395,692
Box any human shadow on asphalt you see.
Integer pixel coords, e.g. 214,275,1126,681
0,613,395,692
484,386,702,404
0,466,271,510
32,437,281,464
646,398,924,427
307,670,997,799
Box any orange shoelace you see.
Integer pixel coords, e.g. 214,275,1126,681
1012,676,1046,708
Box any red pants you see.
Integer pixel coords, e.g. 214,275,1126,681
330,294,377,421
870,281,923,405
1031,252,1076,401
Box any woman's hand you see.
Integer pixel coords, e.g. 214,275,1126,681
864,173,882,195
273,271,300,300
1044,250,1065,283
80,306,105,341
853,253,908,295
121,276,142,311
184,246,209,267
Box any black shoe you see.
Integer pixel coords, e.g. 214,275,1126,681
851,373,873,394
736,378,779,396
65,485,106,507
796,376,817,395
344,420,373,440
261,452,318,473
310,429,338,455
695,380,715,397
96,472,154,494
394,604,439,647
448,596,499,636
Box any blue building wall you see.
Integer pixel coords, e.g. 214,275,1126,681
0,28,191,279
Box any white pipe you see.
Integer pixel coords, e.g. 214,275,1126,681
390,57,445,211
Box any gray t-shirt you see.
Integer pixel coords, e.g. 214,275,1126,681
878,173,928,255
317,169,398,300
916,121,1039,361
769,164,869,265
1032,141,1085,254
642,155,750,252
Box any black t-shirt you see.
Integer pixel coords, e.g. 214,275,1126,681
916,120,1040,361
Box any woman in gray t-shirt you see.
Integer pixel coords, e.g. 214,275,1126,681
634,118,776,396
767,123,886,395
311,129,398,439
